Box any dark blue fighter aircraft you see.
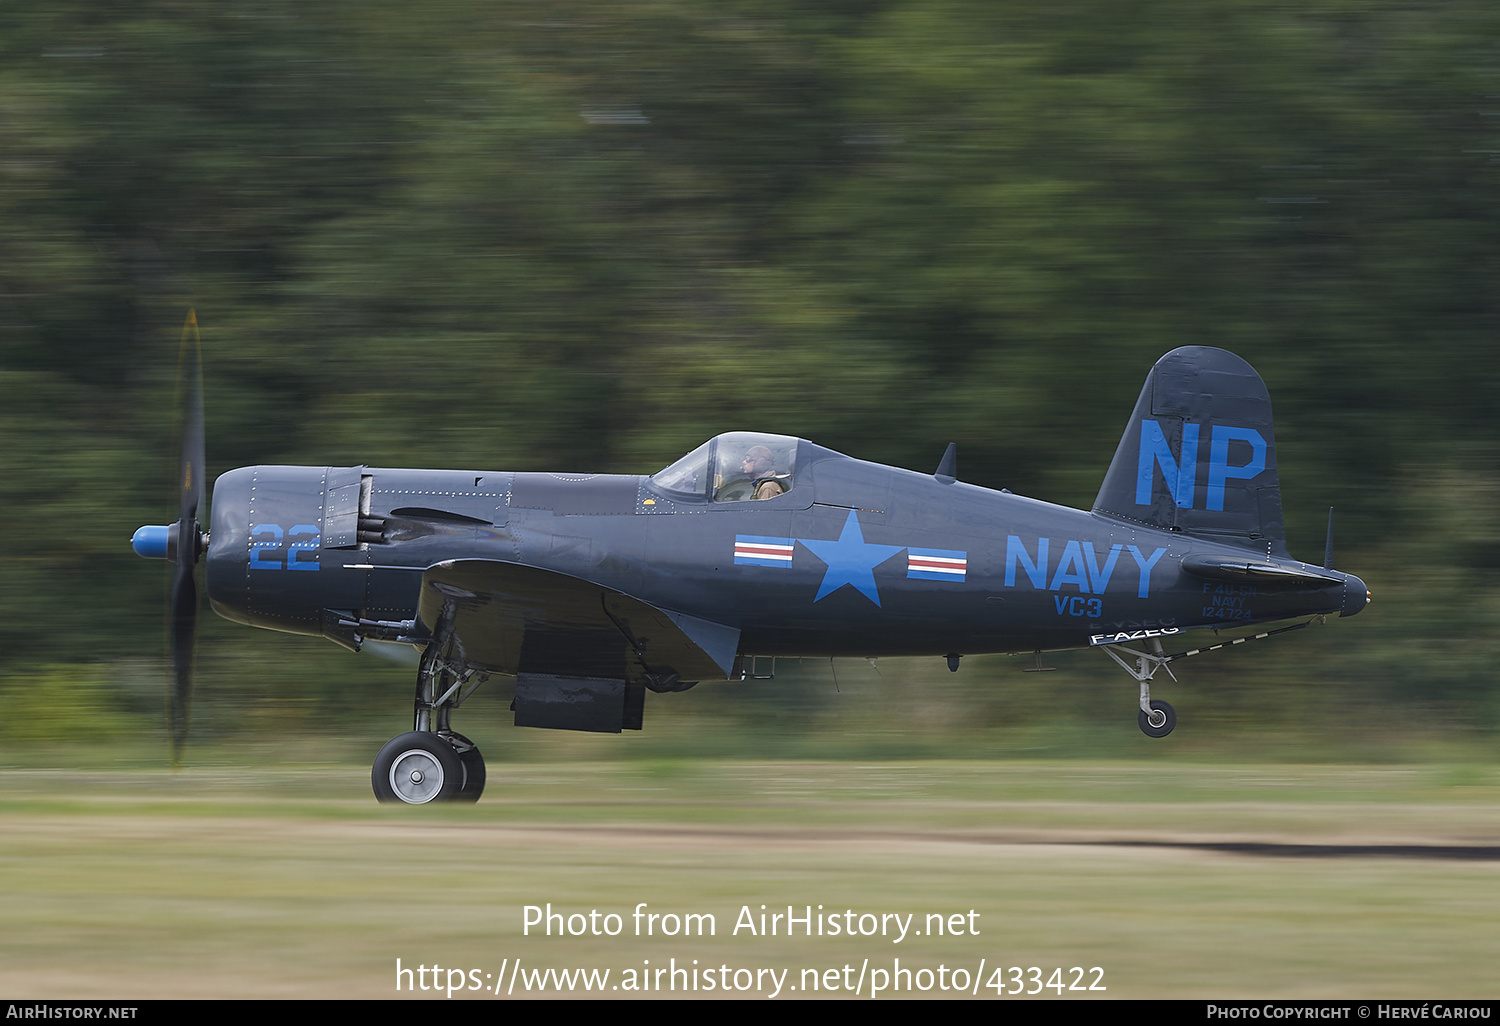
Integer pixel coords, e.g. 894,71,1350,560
135,337,1369,803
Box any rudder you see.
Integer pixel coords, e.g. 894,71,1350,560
1093,347,1287,556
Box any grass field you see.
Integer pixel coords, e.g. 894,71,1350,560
2,759,1497,999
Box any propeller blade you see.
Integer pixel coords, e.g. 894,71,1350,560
168,310,205,766
169,558,197,764
1324,506,1335,570
177,310,204,534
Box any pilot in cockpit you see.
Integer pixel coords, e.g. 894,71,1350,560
742,445,786,500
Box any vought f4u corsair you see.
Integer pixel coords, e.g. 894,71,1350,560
135,335,1369,803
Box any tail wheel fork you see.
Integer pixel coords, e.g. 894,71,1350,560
1099,639,1178,739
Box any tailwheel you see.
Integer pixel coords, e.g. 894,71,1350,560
1138,699,1176,739
373,731,463,804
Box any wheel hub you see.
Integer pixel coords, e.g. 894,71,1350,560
390,750,445,803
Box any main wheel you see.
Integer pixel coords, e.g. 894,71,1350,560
372,731,463,804
1138,699,1176,739
455,745,486,803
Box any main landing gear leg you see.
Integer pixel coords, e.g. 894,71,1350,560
372,636,489,804
1099,640,1177,739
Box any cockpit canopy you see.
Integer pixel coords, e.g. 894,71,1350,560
652,432,799,502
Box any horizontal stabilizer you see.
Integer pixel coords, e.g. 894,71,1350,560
1180,554,1341,587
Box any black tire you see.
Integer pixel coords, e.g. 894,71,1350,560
455,745,486,803
372,731,463,804
1138,699,1176,738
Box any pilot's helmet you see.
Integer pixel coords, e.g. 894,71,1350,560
743,445,775,477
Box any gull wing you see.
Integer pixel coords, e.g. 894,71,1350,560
416,559,740,683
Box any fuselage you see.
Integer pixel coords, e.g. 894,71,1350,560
204,438,1366,669
130,347,1372,793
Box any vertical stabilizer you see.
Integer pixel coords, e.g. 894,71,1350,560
1093,347,1287,555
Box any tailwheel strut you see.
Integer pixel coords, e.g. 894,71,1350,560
1096,617,1324,738
1099,639,1178,738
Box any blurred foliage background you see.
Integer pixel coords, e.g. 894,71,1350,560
3,0,1499,761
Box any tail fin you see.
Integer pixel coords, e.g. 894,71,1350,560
1093,346,1287,556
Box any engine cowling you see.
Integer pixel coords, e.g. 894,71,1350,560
207,465,370,639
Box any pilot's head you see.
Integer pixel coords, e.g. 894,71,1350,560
742,445,775,478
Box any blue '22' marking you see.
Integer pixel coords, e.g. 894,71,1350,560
249,523,320,570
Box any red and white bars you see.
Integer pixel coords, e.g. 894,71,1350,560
734,535,795,568
906,547,967,582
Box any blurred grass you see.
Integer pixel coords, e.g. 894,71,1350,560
1,760,1496,999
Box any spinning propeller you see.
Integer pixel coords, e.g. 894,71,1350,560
131,310,207,765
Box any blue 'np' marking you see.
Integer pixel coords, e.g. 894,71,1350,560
1206,427,1266,511
1136,419,1268,511
1136,420,1198,508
